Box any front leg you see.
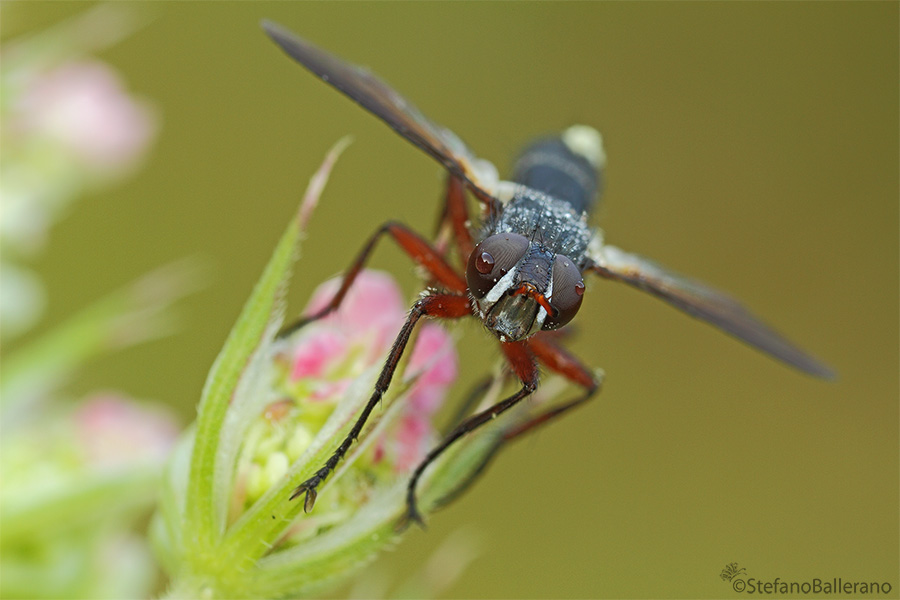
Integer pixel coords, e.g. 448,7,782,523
403,340,540,526
405,332,601,521
290,292,472,512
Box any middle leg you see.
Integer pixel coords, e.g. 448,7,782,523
413,332,601,515
403,340,540,525
278,219,466,338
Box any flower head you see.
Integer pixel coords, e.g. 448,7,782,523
153,141,560,599
0,6,159,340
10,60,157,172
230,270,458,531
0,394,178,599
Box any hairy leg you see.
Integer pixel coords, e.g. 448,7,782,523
290,292,473,512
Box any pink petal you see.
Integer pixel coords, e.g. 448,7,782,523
303,270,406,352
290,329,347,380
309,378,352,403
74,394,178,466
405,323,458,413
16,61,157,170
392,414,432,473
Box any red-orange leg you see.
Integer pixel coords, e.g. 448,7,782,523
403,340,540,526
290,292,473,512
413,332,600,517
509,332,601,438
278,220,467,338
434,175,476,264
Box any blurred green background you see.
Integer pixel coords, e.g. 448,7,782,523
3,2,897,598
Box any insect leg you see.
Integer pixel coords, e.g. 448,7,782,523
415,333,600,516
434,175,476,263
290,292,472,512
404,340,539,526
278,221,467,338
508,332,602,438
440,374,496,437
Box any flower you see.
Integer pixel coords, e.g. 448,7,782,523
10,60,157,172
0,7,159,340
231,270,458,525
153,140,553,599
286,270,458,473
74,394,179,468
0,10,191,599
0,394,179,600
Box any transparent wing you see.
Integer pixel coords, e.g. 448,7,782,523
590,244,835,379
263,20,499,204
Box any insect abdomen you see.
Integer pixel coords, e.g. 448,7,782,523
511,125,605,216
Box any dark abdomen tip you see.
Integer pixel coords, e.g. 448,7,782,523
512,125,605,215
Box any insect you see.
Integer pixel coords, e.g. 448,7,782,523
262,21,834,525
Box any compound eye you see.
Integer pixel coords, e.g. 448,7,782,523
543,255,585,330
466,233,530,298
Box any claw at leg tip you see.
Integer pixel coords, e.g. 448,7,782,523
409,512,427,530
403,501,427,530
396,511,426,532
303,488,317,513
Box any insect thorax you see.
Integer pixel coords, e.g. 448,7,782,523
491,186,592,267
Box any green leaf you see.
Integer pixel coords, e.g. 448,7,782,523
180,137,350,557
0,259,204,417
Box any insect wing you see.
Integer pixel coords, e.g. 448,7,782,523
591,245,835,379
263,21,499,203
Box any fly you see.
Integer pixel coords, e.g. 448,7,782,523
262,21,835,525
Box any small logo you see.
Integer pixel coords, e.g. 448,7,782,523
720,562,749,592
720,562,748,583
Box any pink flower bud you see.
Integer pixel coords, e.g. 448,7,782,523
13,60,157,172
